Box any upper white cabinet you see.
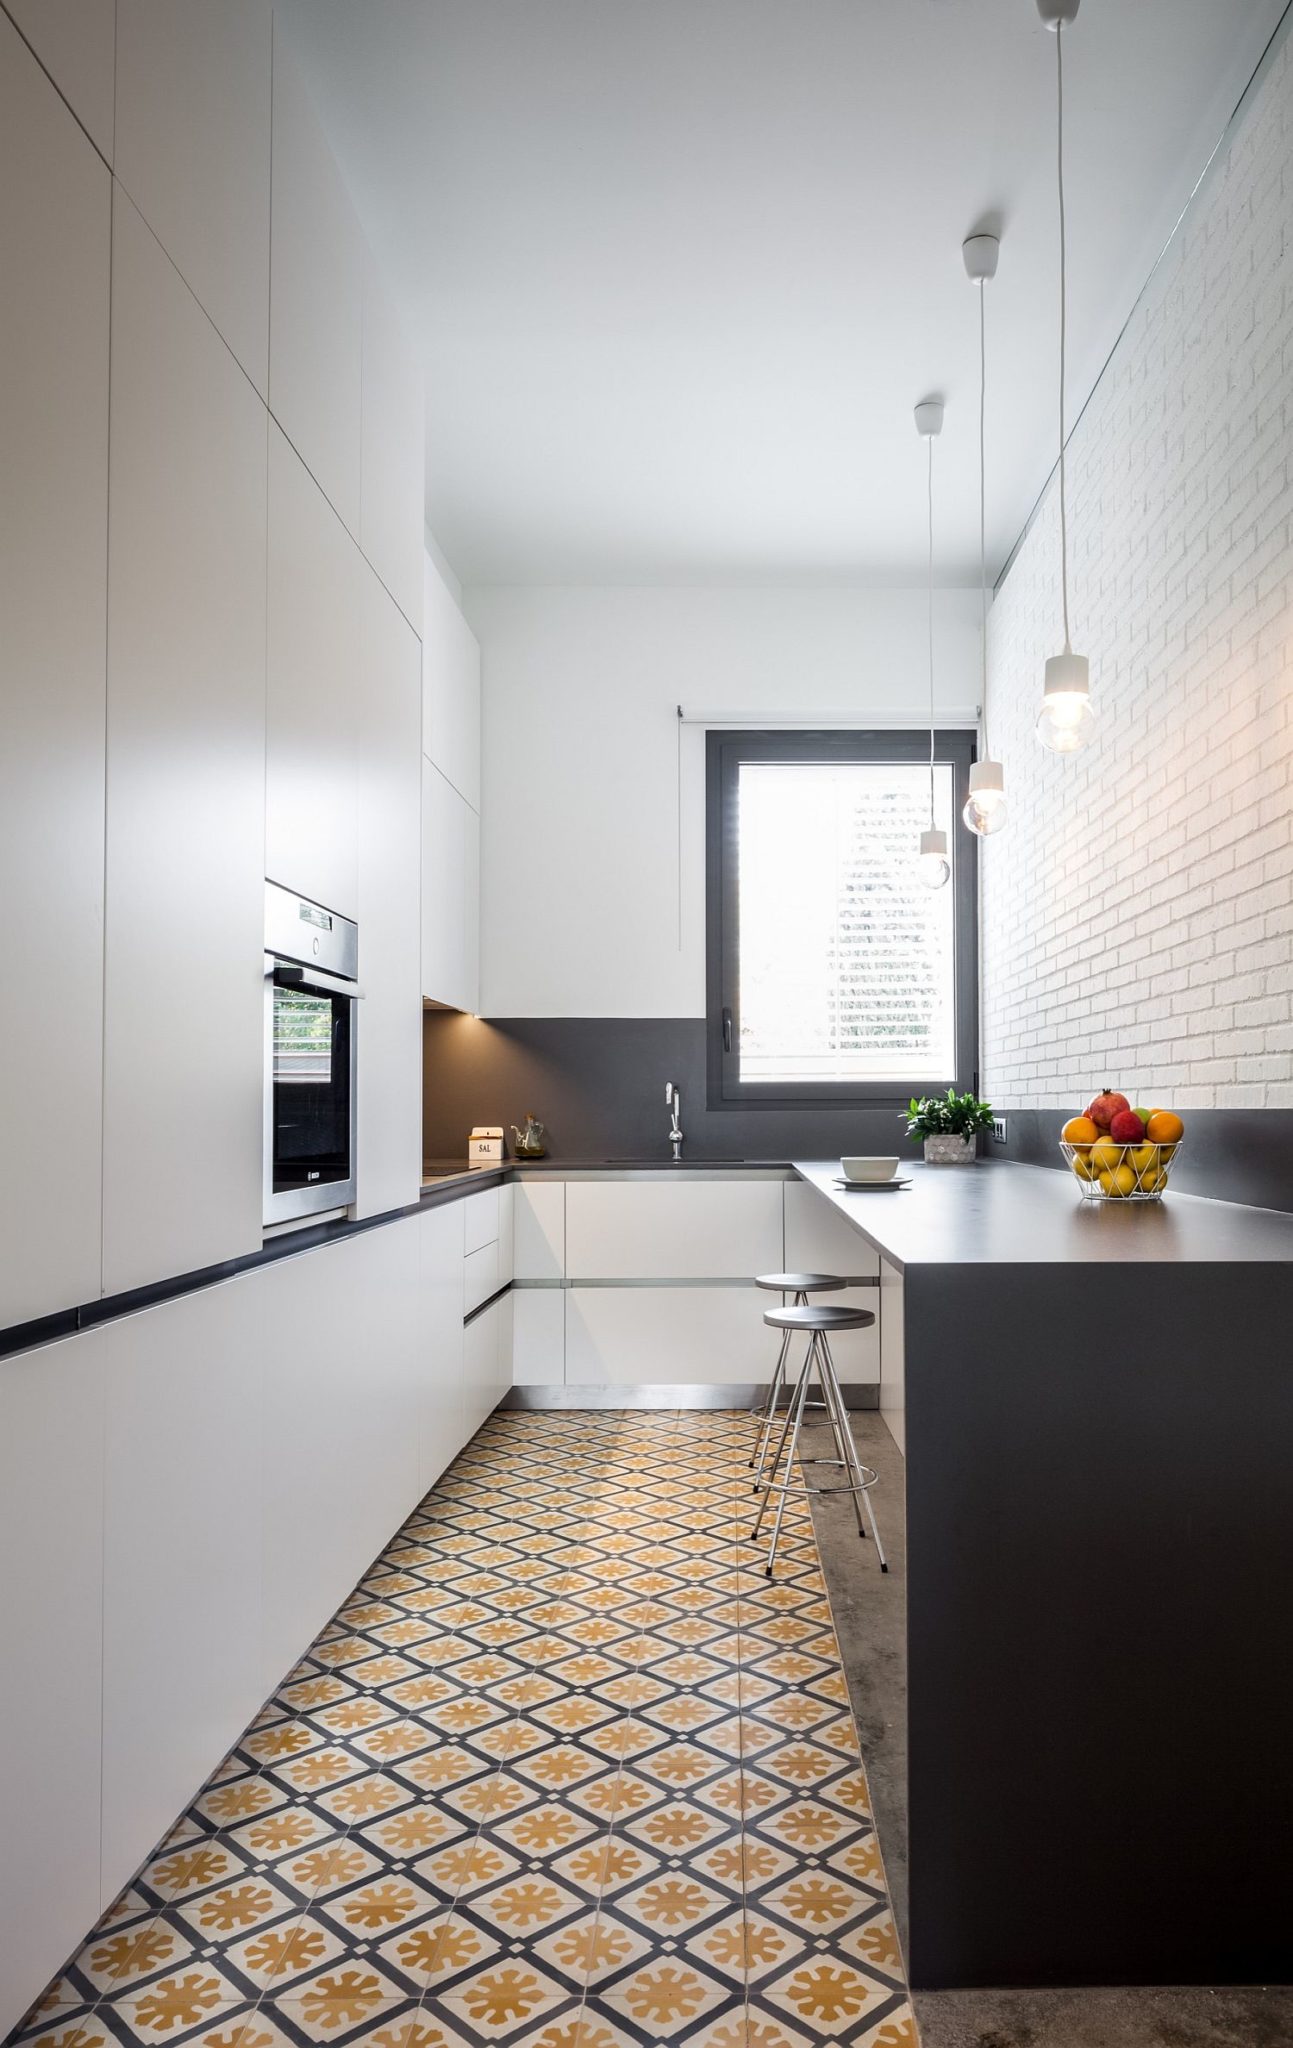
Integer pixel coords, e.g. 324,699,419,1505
361,261,424,629
114,0,271,396
0,19,109,1327
422,757,480,1013
565,1179,784,1280
269,20,363,535
3,0,115,161
355,558,423,1217
423,553,481,808
103,191,267,1294
266,424,360,919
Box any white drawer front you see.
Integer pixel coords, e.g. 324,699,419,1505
514,1183,565,1280
565,1180,783,1280
512,1289,565,1386
783,1178,880,1281
565,1286,772,1385
463,1239,500,1315
463,1187,499,1256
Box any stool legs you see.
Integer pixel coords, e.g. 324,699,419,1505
751,1333,816,1570
750,1322,792,1481
751,1328,887,1580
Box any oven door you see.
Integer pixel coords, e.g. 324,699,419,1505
264,957,360,1224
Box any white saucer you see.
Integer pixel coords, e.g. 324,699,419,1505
833,1176,911,1191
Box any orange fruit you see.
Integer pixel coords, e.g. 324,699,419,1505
1062,1116,1099,1146
1146,1110,1183,1144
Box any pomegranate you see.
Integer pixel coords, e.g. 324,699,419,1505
1085,1088,1130,1131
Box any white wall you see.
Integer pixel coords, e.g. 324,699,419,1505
467,584,983,1017
982,26,1293,1114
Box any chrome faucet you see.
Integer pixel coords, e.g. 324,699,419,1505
666,1082,684,1160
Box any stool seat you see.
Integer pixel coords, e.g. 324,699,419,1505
755,1272,846,1294
764,1303,875,1333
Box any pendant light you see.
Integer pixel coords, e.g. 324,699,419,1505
914,399,950,890
962,232,1008,835
1035,0,1095,753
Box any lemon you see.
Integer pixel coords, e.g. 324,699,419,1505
1129,1141,1157,1175
1099,1164,1137,1198
1071,1151,1098,1182
1090,1137,1124,1172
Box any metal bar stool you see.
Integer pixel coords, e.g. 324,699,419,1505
750,1274,847,1487
752,1302,887,1580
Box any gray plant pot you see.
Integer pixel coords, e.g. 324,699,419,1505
923,1133,977,1165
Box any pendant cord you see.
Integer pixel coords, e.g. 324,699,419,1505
1057,19,1072,655
927,431,935,823
978,276,989,757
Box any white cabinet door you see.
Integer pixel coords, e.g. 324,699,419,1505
103,190,266,1295
879,1257,906,1455
463,1188,500,1255
421,758,479,1013
361,263,423,629
267,423,360,918
463,1299,503,1439
0,1337,105,2041
355,559,422,1218
783,1179,880,1386
512,1288,565,1387
565,1180,784,1280
422,552,481,808
514,1184,565,1280
269,21,362,533
0,21,109,1326
4,0,115,161
114,0,271,395
566,1286,772,1387
419,1199,466,1482
99,1281,264,1905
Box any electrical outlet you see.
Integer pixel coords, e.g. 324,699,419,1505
991,1116,1008,1145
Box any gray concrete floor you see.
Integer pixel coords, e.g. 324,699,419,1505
807,1410,1293,2048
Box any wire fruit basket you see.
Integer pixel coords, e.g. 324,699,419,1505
1059,1139,1182,1202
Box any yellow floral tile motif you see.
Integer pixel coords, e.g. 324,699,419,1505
17,1413,914,2048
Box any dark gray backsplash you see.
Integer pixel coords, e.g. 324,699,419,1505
422,1014,924,1164
423,1015,1293,1211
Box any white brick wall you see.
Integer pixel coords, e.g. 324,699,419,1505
983,30,1293,1114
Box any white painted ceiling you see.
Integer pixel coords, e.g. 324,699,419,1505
277,0,1285,585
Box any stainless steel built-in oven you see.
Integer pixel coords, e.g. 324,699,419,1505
264,881,361,1226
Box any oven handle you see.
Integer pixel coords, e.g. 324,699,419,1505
265,954,364,1000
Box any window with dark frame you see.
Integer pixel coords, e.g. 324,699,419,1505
705,730,979,1108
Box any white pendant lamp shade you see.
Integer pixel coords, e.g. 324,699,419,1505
962,228,1008,838
1036,0,1096,754
914,401,950,891
918,827,952,891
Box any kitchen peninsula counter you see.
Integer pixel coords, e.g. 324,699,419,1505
790,1157,1293,1993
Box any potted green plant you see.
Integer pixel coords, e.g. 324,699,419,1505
904,1089,996,1165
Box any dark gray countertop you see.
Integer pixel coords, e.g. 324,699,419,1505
794,1158,1293,1268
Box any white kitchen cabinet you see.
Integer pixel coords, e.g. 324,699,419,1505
498,1183,515,1282
4,0,115,161
463,1295,508,1438
114,0,271,395
464,1239,502,1317
419,1199,466,1482
514,1183,566,1280
99,1281,264,1905
565,1178,784,1280
463,1187,500,1256
266,423,360,919
355,558,423,1218
566,1285,772,1386
422,551,481,808
102,190,266,1295
879,1256,906,1454
269,20,363,534
783,1178,880,1387
422,757,480,1013
512,1288,565,1387
361,262,424,629
0,20,109,1327
0,1337,105,2040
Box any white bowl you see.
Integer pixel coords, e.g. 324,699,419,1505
840,1156,899,1183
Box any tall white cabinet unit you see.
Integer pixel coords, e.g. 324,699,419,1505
3,0,116,160
422,552,482,1012
0,17,110,1327
102,192,268,1294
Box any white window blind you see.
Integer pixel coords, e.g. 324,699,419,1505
737,760,956,1086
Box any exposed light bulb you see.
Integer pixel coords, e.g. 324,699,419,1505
963,760,1008,836
1036,651,1096,754
917,828,951,891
